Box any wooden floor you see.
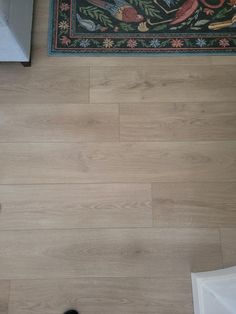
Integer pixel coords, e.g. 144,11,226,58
1,1,236,313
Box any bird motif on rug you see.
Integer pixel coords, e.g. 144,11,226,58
86,0,144,22
77,13,102,31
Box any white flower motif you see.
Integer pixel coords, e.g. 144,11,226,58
59,20,69,31
150,39,161,48
80,39,90,48
103,38,114,48
196,38,207,47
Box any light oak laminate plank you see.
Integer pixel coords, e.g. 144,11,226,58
120,102,236,141
220,228,236,267
0,104,119,142
90,66,236,103
0,228,222,279
9,277,193,314
0,281,10,314
152,182,236,227
0,66,89,104
0,184,152,230
0,142,235,184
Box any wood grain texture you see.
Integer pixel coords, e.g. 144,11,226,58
0,104,119,142
0,184,152,230
0,281,10,314
0,66,89,104
220,229,236,267
120,102,236,141
8,277,193,314
1,0,236,311
0,228,222,280
90,66,236,103
152,182,236,227
0,142,235,184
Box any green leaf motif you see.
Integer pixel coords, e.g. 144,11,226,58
184,39,193,47
209,39,218,45
79,6,113,27
213,7,232,20
144,6,162,18
140,39,149,47
190,27,201,30
119,22,135,31
160,40,169,47
116,40,126,47
59,12,68,19
58,29,69,35
91,39,101,47
152,24,167,31
127,0,162,19
194,19,210,26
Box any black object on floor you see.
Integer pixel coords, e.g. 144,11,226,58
64,310,79,314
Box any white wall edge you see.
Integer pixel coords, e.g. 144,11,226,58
191,266,236,314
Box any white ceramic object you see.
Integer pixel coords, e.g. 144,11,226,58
192,266,236,314
0,0,34,62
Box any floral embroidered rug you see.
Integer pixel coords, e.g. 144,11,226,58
49,0,236,54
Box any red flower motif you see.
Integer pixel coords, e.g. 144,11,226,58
228,0,236,6
171,39,184,48
60,3,70,11
127,39,137,48
219,38,230,47
61,36,71,46
204,8,214,15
